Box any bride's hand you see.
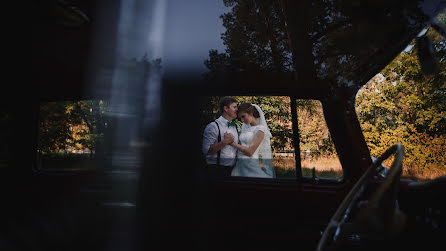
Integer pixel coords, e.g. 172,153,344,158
223,132,234,144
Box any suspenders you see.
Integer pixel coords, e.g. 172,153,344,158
214,121,221,165
213,120,240,166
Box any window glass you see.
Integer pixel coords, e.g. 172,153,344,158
355,26,446,181
200,96,344,180
296,99,342,179
37,100,109,170
200,96,294,179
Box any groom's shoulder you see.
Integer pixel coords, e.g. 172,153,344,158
204,120,218,130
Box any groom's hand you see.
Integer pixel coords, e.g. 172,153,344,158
223,132,234,144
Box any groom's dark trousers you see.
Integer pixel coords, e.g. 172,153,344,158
205,164,234,178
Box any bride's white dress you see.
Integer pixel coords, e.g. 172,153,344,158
231,124,276,178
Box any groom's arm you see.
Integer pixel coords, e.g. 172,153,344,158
207,133,234,155
202,124,234,155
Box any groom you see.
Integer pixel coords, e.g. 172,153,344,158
202,96,239,177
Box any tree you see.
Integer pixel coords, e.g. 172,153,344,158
204,0,293,77
38,101,75,154
38,54,161,160
356,26,446,177
202,0,347,154
38,100,108,158
203,1,444,178
380,26,446,137
297,100,335,156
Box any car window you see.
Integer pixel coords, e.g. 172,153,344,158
200,96,293,179
37,100,110,171
200,96,343,181
355,25,446,181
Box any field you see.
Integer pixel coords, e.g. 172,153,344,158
274,156,446,181
274,156,343,179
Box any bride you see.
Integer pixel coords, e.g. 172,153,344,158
230,102,276,178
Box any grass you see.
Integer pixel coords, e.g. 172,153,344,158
378,158,446,181
402,165,446,181
274,156,446,181
274,156,343,179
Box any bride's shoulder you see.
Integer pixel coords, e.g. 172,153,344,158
254,125,267,133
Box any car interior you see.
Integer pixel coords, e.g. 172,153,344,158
9,0,446,250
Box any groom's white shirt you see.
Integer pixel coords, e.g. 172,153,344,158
202,116,239,166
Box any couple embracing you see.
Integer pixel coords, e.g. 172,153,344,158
202,96,276,178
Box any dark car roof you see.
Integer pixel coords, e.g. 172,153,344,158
32,0,442,101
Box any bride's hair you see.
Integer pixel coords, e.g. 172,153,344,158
238,102,260,118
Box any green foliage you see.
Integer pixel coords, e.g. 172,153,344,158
235,96,292,151
38,100,108,158
363,124,446,175
204,0,292,76
38,101,73,153
297,100,336,156
357,27,446,178
38,54,159,160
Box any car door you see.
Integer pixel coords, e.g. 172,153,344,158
137,85,372,250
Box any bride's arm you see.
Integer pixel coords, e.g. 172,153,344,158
231,131,264,157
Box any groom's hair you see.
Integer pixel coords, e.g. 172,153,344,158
218,96,237,114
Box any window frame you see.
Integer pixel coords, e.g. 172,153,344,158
208,94,345,185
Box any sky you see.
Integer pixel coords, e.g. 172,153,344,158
103,0,231,128
109,0,230,76
107,0,446,77
162,0,230,75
